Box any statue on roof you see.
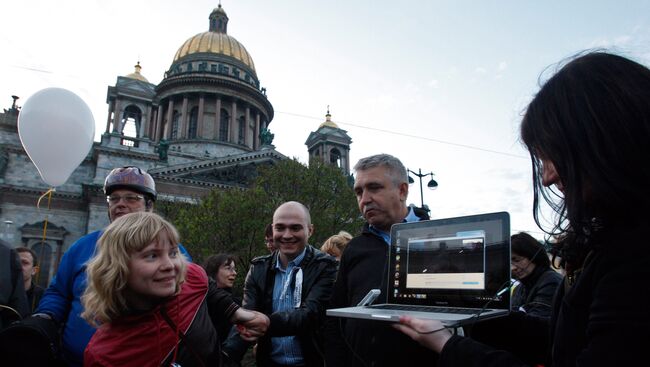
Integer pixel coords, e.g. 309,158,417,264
260,127,274,147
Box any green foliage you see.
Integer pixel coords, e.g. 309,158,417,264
166,158,363,275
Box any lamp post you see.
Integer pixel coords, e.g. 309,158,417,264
407,168,438,209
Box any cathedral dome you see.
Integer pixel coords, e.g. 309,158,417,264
172,31,256,73
170,5,256,77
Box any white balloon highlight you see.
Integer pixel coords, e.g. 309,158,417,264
18,88,95,187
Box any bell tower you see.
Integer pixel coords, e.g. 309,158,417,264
305,108,352,175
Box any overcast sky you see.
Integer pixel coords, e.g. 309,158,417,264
2,0,650,239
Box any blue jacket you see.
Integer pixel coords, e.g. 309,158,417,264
37,230,191,367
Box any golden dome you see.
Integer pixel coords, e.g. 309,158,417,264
125,61,149,82
172,32,256,73
319,108,339,129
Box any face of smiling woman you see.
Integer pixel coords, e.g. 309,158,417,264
125,232,183,310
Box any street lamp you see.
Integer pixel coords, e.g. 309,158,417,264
407,168,438,209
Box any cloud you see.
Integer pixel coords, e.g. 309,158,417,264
428,79,439,88
497,61,508,71
474,66,487,74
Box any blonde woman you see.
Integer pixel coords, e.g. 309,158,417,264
320,231,353,261
81,212,268,366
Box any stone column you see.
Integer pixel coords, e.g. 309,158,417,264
113,99,122,133
180,95,189,139
245,106,251,147
230,100,237,143
255,112,260,150
155,105,163,141
215,96,222,140
142,105,152,138
197,94,205,138
165,99,175,140
105,100,114,133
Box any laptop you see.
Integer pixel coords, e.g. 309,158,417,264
327,212,511,327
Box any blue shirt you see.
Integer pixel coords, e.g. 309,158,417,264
369,206,421,245
270,247,307,365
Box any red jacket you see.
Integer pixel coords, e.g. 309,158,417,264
85,263,239,366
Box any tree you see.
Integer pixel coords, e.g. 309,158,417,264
168,158,363,271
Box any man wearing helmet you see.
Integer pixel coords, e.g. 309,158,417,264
32,166,192,367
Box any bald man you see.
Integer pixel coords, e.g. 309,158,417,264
223,201,337,367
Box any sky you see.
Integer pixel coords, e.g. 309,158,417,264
2,0,650,239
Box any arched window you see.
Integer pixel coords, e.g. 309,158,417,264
171,111,180,140
219,109,230,142
121,105,142,147
330,148,342,167
31,242,52,288
238,116,246,144
188,107,199,139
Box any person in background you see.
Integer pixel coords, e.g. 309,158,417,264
203,253,241,346
15,247,45,313
510,232,562,318
323,153,435,366
264,223,276,252
394,51,650,366
223,201,338,366
81,212,268,366
320,231,352,261
33,166,192,366
0,241,28,329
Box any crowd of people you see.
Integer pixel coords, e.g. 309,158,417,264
1,50,649,366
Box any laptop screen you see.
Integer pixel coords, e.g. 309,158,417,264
388,212,510,310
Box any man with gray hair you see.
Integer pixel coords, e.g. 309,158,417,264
324,153,435,366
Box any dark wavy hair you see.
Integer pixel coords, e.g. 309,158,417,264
521,52,650,270
511,232,550,269
202,253,236,279
521,51,650,238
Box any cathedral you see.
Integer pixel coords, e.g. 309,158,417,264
0,5,351,287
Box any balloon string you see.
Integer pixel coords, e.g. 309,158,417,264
33,188,54,311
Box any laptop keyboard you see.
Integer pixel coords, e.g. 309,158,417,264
368,304,480,315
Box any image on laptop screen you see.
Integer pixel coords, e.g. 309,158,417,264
388,212,510,310
405,231,486,290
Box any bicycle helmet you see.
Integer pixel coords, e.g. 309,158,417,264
103,166,157,201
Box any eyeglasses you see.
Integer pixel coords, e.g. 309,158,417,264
106,194,144,204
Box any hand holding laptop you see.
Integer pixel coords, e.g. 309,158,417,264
393,316,452,353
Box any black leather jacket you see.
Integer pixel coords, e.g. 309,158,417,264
224,245,337,367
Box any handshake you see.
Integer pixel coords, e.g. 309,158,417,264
231,308,270,341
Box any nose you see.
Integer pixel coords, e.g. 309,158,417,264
160,254,175,270
358,189,372,207
541,160,560,187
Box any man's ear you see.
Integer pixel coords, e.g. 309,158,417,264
308,224,314,237
398,182,409,202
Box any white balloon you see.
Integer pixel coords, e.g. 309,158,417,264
18,88,95,187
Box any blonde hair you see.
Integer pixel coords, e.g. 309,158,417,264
320,231,353,259
81,212,186,326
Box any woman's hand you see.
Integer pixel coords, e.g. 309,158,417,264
392,316,453,353
232,309,270,341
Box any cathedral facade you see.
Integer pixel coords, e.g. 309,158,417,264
0,5,352,287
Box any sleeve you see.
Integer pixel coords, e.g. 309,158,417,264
221,263,258,363
571,256,650,366
206,278,240,322
8,248,29,318
267,259,337,336
322,248,353,366
521,272,562,318
439,334,531,367
35,237,87,322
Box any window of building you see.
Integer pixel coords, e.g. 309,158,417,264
171,111,180,140
189,107,199,139
238,116,246,144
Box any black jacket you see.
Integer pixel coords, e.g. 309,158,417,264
440,225,650,366
224,245,337,367
323,222,436,367
511,266,562,318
